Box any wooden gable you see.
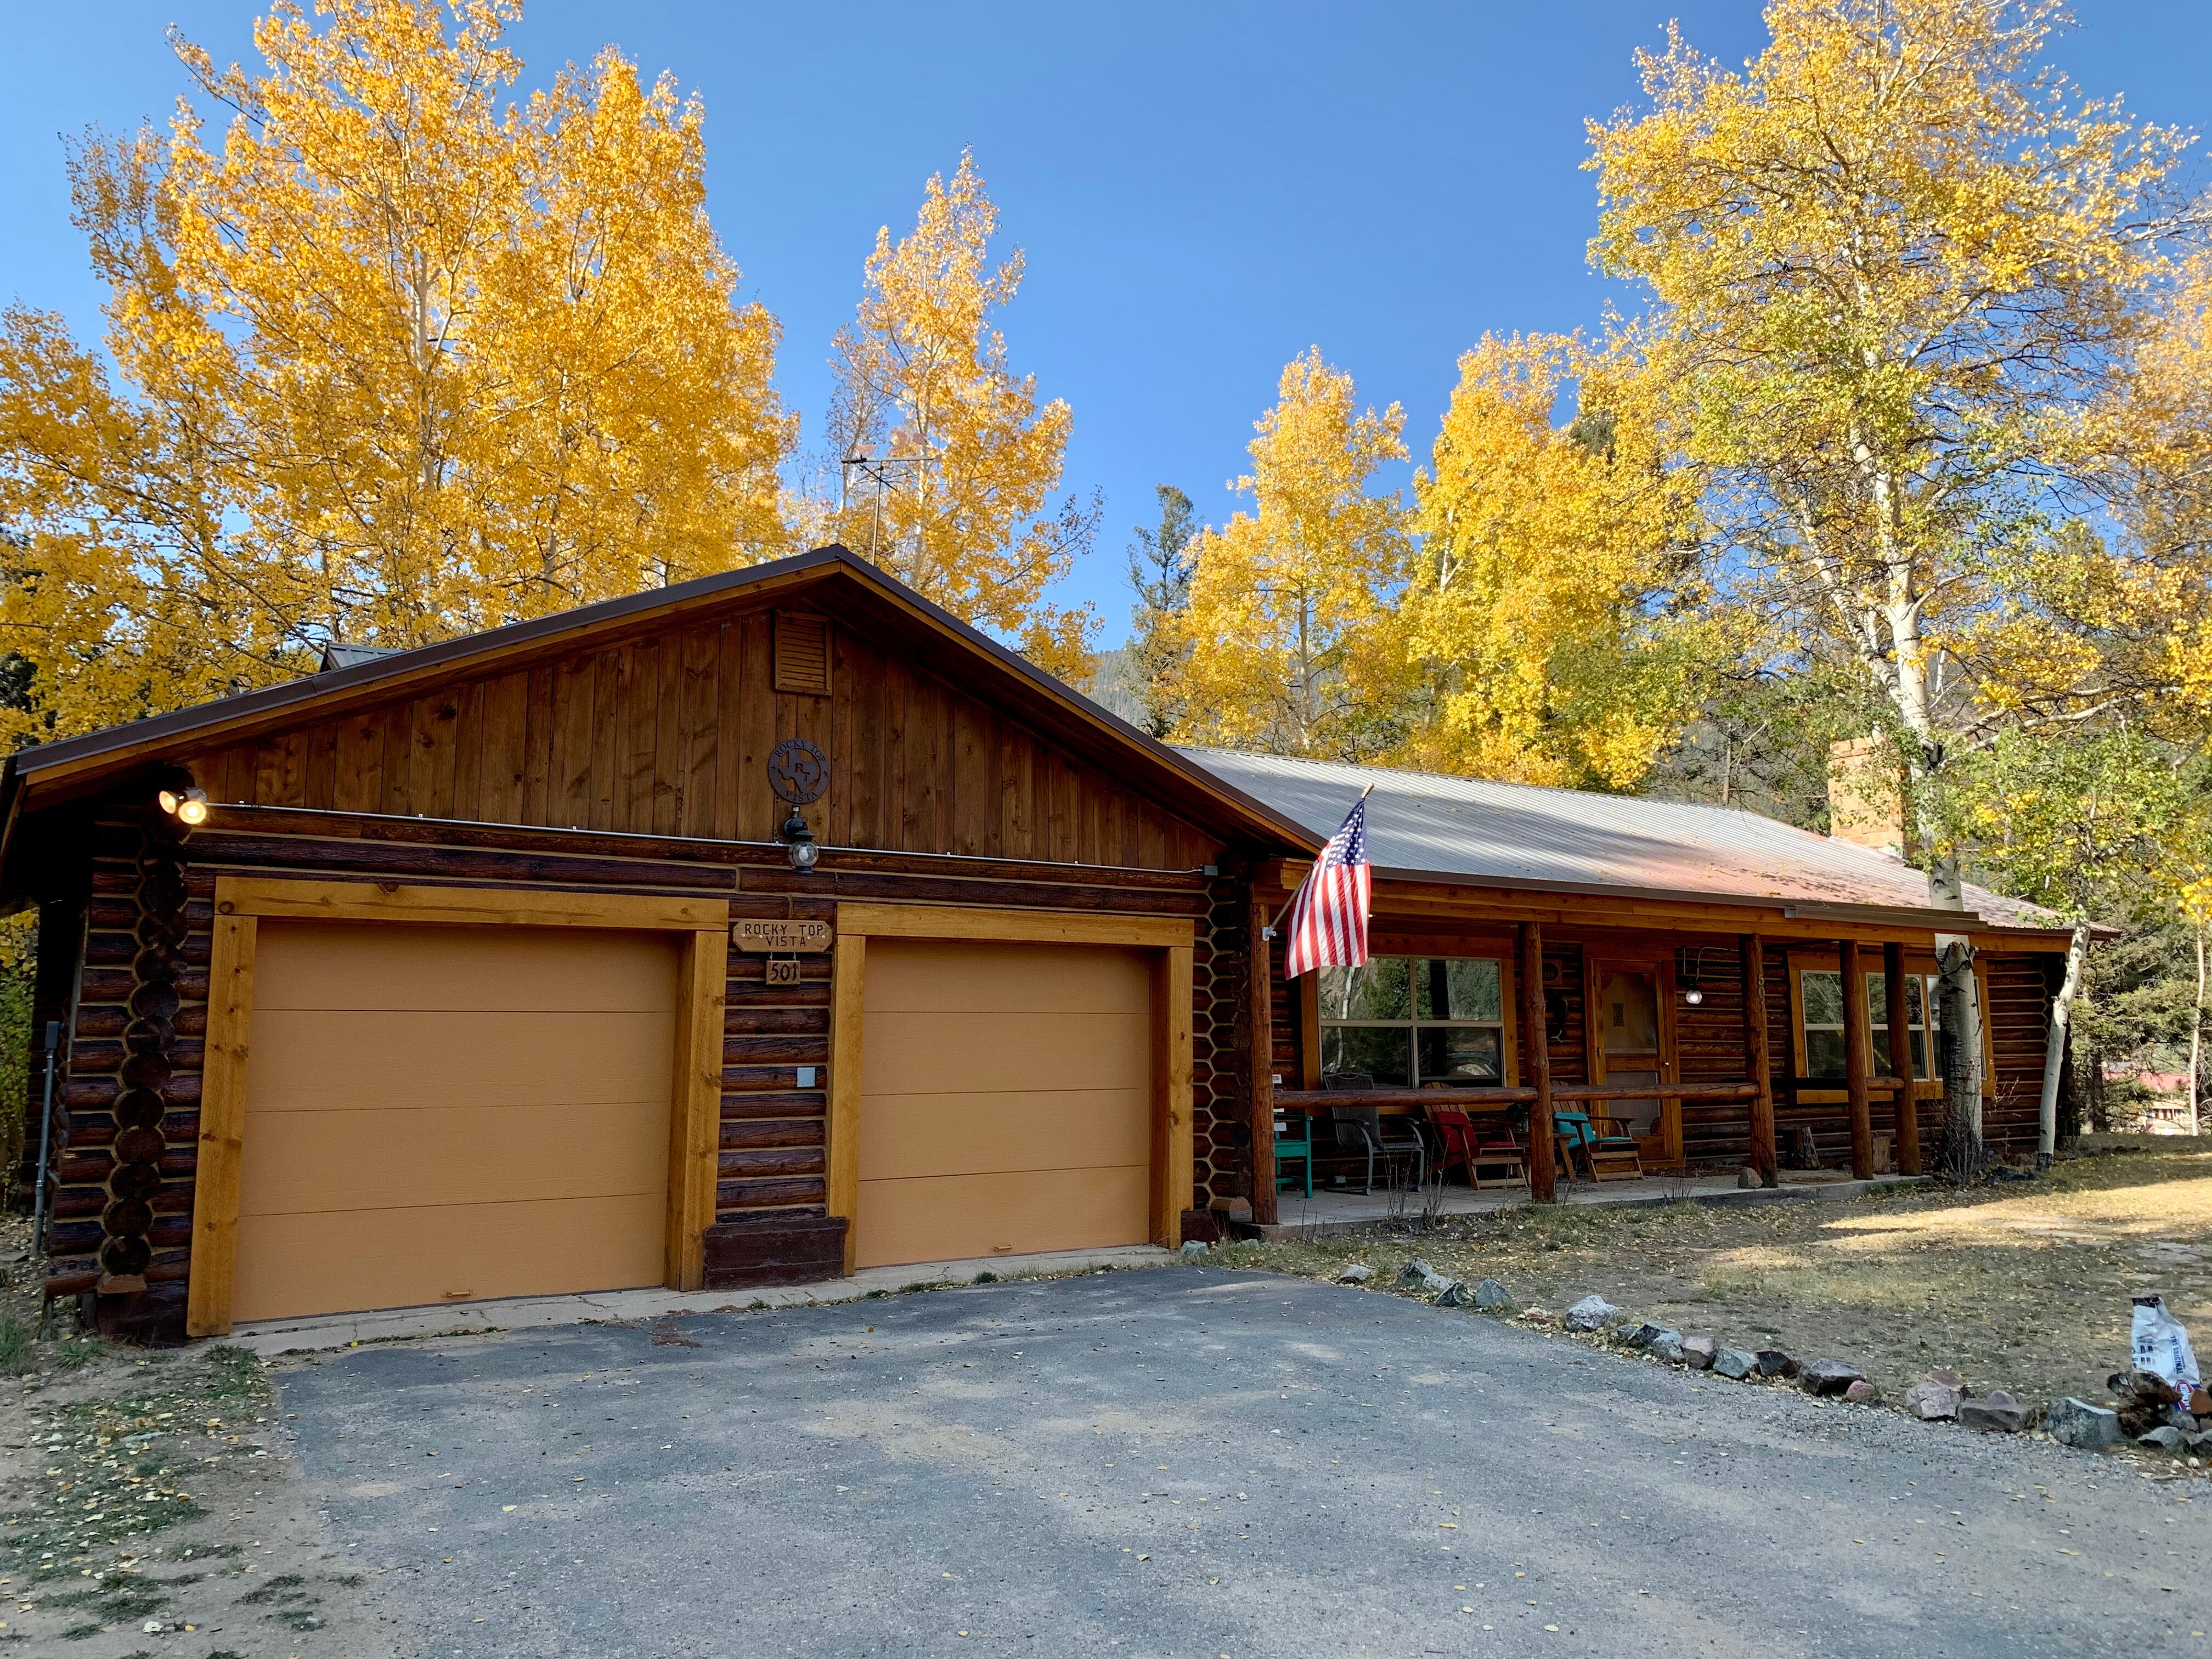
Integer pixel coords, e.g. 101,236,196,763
178,601,1222,872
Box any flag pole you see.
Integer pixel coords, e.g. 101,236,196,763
1267,783,1373,938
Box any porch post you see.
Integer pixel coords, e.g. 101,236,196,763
1519,921,1556,1203
1249,888,1279,1227
1841,938,1874,1180
1740,934,1778,1189
1884,941,1920,1175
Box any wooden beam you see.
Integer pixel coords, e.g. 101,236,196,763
1297,972,1321,1091
1840,938,1874,1180
185,913,257,1339
215,874,726,931
1518,921,1555,1203
1248,890,1279,1228
1272,1081,1757,1109
665,930,727,1292
1740,934,1778,1189
826,933,867,1274
834,901,1194,948
1154,944,1195,1248
1884,940,1921,1175
1278,1087,1538,1109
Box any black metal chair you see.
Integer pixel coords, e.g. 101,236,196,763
1328,1103,1425,1194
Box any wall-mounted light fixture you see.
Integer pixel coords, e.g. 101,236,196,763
1682,946,1709,1006
157,786,210,826
779,807,819,872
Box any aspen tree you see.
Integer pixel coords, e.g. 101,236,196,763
0,0,791,743
1399,332,1707,789
821,152,1099,681
1172,348,1410,759
1587,0,2196,1133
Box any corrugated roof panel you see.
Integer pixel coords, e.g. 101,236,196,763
1178,746,2052,928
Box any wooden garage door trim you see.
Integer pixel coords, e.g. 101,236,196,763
188,878,729,1338
826,904,1194,1274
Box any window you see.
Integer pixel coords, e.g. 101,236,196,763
1318,956,1505,1087
1801,968,1938,1080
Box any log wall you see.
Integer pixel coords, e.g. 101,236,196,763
37,805,1239,1338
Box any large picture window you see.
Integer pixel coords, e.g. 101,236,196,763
1318,956,1505,1087
1801,968,1938,1080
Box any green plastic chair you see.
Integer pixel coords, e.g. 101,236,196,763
1274,1113,1314,1197
1551,1110,1599,1184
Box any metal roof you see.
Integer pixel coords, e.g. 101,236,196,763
1178,746,2058,932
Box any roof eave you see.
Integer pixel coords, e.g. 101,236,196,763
1259,856,2064,937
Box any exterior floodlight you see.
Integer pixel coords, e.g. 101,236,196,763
1681,944,1712,1006
159,786,210,826
780,808,819,872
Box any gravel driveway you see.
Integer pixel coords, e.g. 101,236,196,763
272,1264,2211,1657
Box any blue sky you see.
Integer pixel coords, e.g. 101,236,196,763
3,2,2205,645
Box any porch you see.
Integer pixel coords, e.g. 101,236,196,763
1242,919,1942,1228
1242,1165,1921,1240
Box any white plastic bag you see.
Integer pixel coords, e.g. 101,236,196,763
2132,1295,2202,1392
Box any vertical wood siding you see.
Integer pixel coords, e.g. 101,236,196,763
181,612,1218,872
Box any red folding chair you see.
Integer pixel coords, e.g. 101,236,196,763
1426,1107,1481,1186
1469,1110,1531,1190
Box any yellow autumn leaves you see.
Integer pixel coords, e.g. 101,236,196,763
1171,0,2210,816
3,0,2205,819
0,1,1094,743
1,0,794,743
1170,338,1709,789
811,154,1099,685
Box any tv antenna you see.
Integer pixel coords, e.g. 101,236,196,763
839,450,931,560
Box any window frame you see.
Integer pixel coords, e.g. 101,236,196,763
1314,952,1517,1090
1798,966,1937,1081
1786,951,1994,1101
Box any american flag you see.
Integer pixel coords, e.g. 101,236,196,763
1283,789,1372,979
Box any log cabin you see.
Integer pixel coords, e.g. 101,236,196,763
0,544,2078,1343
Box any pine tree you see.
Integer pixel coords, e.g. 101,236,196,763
1125,486,1198,739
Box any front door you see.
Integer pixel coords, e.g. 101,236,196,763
1588,958,1680,1167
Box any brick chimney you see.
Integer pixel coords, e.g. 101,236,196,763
1827,736,1908,856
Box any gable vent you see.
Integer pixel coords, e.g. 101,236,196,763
773,612,832,697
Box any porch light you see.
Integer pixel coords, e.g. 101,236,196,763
1681,946,1708,1006
779,807,819,872
157,786,210,826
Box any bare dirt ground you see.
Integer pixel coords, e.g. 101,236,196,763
0,1217,391,1657
1209,1136,2212,1459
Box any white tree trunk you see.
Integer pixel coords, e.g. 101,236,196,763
2038,922,2089,1167
2192,927,2206,1140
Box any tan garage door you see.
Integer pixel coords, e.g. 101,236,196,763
855,938,1152,1268
232,920,679,1322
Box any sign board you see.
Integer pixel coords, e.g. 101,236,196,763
732,918,832,953
764,959,804,987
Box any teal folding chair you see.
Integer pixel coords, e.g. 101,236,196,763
1274,1113,1314,1197
1551,1110,1599,1184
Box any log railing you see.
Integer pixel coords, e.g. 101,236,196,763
1274,1080,1786,1111
1276,1079,1911,1113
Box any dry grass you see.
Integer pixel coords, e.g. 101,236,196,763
1208,1137,2212,1411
